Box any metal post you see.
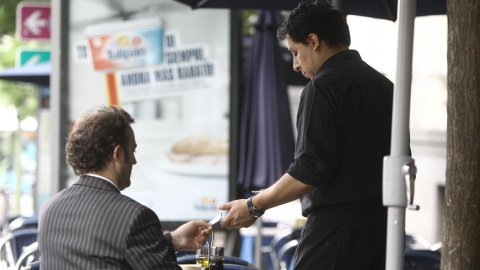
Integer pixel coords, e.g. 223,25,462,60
383,0,417,270
50,0,70,195
254,218,263,269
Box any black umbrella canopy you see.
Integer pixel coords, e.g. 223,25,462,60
236,10,295,196
0,62,51,86
174,0,446,21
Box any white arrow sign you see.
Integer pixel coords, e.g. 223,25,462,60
24,54,41,66
17,3,51,41
24,10,48,35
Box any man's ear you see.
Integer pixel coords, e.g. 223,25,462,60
112,145,122,161
307,33,320,51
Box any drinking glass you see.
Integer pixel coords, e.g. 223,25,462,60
196,246,209,268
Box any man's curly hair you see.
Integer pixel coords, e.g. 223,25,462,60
66,105,135,176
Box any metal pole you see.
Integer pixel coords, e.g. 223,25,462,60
50,0,70,195
254,218,263,269
383,0,417,270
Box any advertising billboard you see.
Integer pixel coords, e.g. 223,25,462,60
85,18,164,71
68,6,232,224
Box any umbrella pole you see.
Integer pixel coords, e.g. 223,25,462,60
331,0,342,10
254,217,263,269
383,0,417,270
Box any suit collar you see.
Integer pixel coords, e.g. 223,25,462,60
75,175,121,193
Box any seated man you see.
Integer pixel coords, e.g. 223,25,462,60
38,105,212,269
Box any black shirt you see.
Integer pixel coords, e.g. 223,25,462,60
286,50,394,216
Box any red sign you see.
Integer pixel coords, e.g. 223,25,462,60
16,3,51,41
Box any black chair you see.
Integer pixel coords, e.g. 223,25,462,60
223,256,252,266
224,263,257,270
15,241,38,270
429,242,442,252
405,234,431,250
176,249,196,257
262,228,301,270
24,261,40,270
177,254,252,267
404,249,441,270
0,228,38,268
277,239,298,270
1,214,20,232
8,214,39,232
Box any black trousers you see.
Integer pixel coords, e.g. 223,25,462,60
294,204,388,270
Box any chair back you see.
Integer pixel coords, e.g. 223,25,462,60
223,263,256,270
0,228,37,268
8,215,38,233
277,239,298,270
265,228,301,270
405,234,431,250
15,242,38,270
404,249,441,270
23,261,40,270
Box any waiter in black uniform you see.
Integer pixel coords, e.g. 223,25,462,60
219,1,394,270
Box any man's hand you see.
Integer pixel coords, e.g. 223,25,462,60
171,220,213,251
217,199,256,230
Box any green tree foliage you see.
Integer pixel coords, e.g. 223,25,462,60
0,82,38,120
242,10,289,35
0,0,50,36
0,35,19,68
243,10,258,35
0,1,45,120
0,0,23,36
0,35,37,121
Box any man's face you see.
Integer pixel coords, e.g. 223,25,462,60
117,126,137,190
286,35,318,79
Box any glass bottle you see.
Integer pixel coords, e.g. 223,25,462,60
209,246,224,270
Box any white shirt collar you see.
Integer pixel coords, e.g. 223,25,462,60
84,174,120,192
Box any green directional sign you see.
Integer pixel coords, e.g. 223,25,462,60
17,49,50,66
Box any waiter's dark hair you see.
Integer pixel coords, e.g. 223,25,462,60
277,0,351,47
66,105,134,175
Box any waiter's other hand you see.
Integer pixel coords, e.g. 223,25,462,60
217,199,256,230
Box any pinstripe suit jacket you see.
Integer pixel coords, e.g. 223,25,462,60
38,175,181,270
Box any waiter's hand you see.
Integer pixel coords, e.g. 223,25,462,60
218,199,256,230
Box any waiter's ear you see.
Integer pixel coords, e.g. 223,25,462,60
307,33,320,51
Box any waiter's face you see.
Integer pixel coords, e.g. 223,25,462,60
286,35,317,79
